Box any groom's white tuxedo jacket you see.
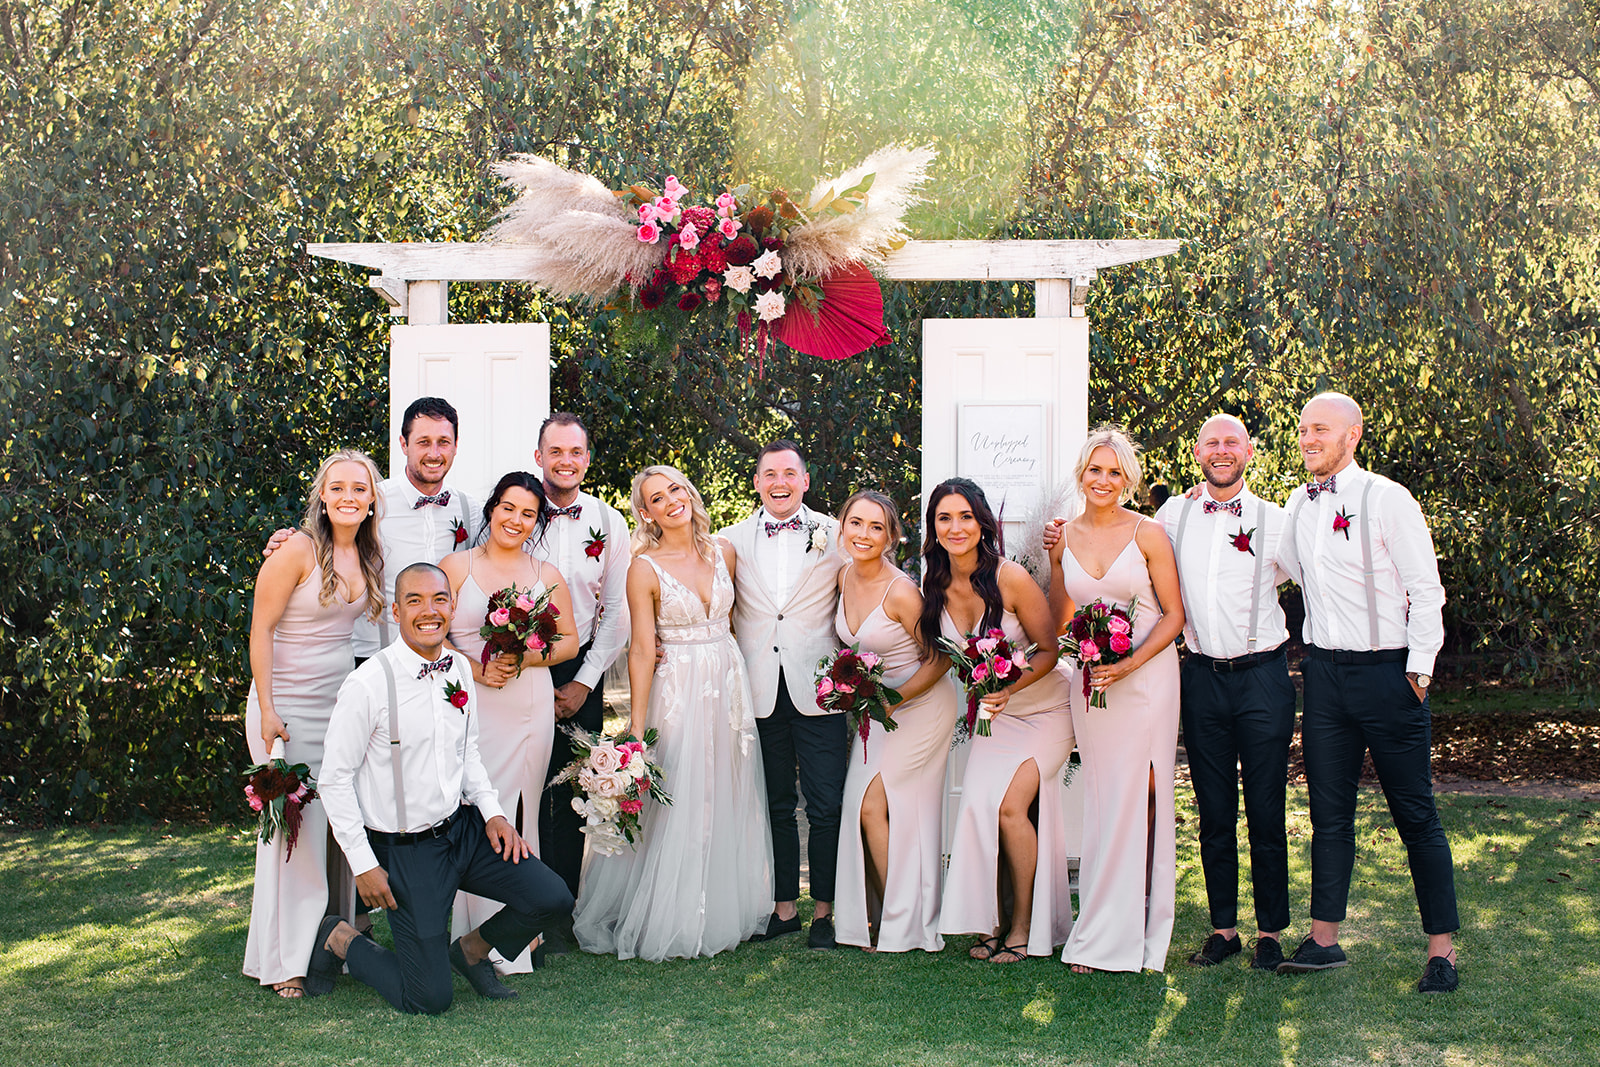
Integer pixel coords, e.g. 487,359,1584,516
722,507,844,718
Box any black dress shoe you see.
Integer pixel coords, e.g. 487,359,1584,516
1188,932,1242,967
752,912,803,941
1417,954,1459,993
807,915,837,949
304,915,344,997
1276,936,1349,973
1249,937,1285,971
450,938,518,1000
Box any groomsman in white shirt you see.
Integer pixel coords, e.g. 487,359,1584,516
309,563,573,1013
529,413,632,896
1274,392,1459,993
1156,415,1297,971
722,440,846,948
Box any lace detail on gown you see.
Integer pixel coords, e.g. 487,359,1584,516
644,552,755,755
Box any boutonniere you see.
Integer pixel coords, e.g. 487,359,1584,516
584,526,607,560
443,679,469,713
1230,526,1256,555
451,517,468,546
805,521,829,554
1333,507,1354,540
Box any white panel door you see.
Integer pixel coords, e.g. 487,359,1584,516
389,324,551,503
923,317,1089,868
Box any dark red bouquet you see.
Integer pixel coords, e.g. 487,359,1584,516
479,583,563,676
1062,597,1141,709
814,644,902,759
937,628,1037,738
243,738,317,860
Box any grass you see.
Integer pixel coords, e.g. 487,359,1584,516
3,787,1597,1067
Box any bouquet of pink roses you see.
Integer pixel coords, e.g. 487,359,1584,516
478,582,563,676
1062,596,1140,709
551,727,671,856
936,628,1037,738
243,738,317,860
814,644,902,759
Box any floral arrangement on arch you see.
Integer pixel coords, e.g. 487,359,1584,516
484,146,936,368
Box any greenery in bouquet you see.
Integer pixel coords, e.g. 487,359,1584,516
478,582,562,676
814,644,902,758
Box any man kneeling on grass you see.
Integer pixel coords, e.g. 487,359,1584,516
307,562,573,1013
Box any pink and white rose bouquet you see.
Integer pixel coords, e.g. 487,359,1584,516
551,727,671,856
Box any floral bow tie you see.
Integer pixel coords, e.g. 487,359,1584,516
1305,476,1338,500
417,654,454,679
765,515,805,537
544,504,582,520
414,491,452,509
1203,499,1243,517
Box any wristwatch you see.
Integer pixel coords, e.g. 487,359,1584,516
1409,673,1431,691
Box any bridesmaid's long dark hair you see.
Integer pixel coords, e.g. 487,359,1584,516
474,471,550,552
918,478,1005,650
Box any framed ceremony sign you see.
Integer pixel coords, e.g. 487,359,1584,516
958,404,1047,515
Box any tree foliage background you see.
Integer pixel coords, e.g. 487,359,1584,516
2,0,1596,821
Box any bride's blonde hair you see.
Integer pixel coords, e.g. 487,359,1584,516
630,464,717,561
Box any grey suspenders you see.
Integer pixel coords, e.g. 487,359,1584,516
1287,478,1381,647
1174,496,1270,654
377,653,408,830
377,493,472,648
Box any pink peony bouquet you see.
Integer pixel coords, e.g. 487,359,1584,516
814,644,902,760
478,583,563,676
936,628,1037,738
1062,597,1141,709
550,727,671,856
243,738,317,860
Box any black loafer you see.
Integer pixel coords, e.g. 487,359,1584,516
304,915,344,997
1276,936,1349,973
1249,937,1285,971
807,915,837,950
1417,954,1459,993
752,912,803,942
450,938,517,1000
1188,932,1242,967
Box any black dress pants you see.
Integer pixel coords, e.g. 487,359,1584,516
1301,652,1459,935
538,643,607,896
1180,648,1295,933
344,806,574,1014
757,671,850,904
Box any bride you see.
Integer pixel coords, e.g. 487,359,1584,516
571,464,773,960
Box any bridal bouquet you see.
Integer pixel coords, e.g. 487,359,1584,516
551,728,672,856
478,583,563,676
243,738,317,860
1061,597,1140,709
937,628,1037,739
814,644,901,759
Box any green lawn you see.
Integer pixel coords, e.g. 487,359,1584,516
3,788,1596,1067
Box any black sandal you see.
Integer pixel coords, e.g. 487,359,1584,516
969,935,1002,960
989,943,1030,964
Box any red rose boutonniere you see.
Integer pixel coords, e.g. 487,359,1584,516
443,679,469,713
584,526,607,560
1230,526,1256,555
451,518,468,546
1333,507,1354,540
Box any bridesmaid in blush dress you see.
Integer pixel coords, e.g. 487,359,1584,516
929,479,1077,963
1050,427,1185,974
831,491,958,953
441,471,578,973
243,449,385,998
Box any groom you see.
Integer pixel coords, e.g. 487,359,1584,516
722,440,847,949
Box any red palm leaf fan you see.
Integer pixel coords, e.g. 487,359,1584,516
770,261,893,365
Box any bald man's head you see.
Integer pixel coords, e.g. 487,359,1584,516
1298,392,1364,479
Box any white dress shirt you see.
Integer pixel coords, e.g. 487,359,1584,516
525,490,632,690
751,505,817,607
1282,461,1446,676
354,478,481,658
320,640,504,876
1156,483,1293,660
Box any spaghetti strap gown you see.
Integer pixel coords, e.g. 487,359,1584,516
1060,520,1181,972
242,564,365,988
447,564,556,973
833,574,961,952
938,609,1077,958
571,551,774,961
